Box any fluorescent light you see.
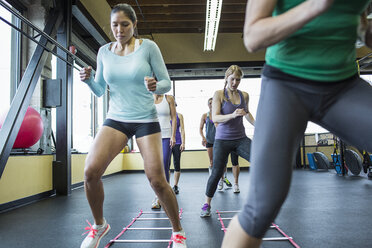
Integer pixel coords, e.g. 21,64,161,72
204,0,223,51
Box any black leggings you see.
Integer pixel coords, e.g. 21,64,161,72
238,75,372,238
230,151,239,165
171,144,181,172
205,137,251,197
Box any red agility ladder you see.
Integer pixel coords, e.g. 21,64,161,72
216,210,301,248
105,209,183,248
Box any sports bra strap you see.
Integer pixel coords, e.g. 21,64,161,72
110,39,140,53
134,38,140,51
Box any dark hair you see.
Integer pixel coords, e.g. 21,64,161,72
208,98,213,104
111,4,138,36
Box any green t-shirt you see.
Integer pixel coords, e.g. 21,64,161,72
266,0,370,82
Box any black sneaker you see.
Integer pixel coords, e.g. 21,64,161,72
224,178,233,187
173,185,179,194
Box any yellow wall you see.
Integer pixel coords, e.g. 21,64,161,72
71,151,250,184
301,146,335,165
0,153,125,205
122,152,143,170
149,33,265,64
80,0,112,39
170,150,250,169
0,155,53,204
357,46,372,58
71,153,125,184
0,150,249,205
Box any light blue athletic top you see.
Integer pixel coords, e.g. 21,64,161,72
84,39,171,122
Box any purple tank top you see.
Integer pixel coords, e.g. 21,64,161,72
215,89,247,140
171,114,182,145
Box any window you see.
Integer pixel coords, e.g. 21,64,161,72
0,5,12,113
174,78,260,150
361,74,372,85
305,122,328,134
72,64,93,152
51,58,105,153
96,95,105,132
173,76,333,150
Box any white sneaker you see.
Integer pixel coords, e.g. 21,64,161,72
81,219,110,248
172,229,187,248
151,197,161,209
233,184,240,193
218,179,223,190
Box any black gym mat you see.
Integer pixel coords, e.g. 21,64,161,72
0,170,372,248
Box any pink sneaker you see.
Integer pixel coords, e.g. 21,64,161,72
171,229,187,248
80,219,110,248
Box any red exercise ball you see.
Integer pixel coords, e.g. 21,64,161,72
0,106,44,148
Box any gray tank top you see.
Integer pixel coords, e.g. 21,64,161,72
215,89,247,140
205,112,216,144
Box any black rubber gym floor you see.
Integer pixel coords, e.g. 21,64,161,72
0,169,372,248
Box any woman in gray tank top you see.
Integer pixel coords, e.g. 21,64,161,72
199,98,216,173
199,98,239,191
200,65,255,218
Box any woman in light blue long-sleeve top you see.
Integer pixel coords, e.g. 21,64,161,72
79,4,187,248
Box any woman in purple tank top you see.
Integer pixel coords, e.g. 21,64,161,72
200,65,255,218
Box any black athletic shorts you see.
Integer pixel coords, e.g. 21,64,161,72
103,119,161,139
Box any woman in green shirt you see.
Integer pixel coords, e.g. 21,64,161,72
222,1,372,247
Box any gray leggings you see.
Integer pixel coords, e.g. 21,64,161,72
205,137,251,197
238,75,372,238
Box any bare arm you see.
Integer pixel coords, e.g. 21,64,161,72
166,95,177,148
199,113,207,147
212,90,246,124
244,0,335,52
178,113,186,152
243,92,255,126
245,112,255,126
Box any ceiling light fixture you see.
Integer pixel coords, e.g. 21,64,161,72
204,0,223,51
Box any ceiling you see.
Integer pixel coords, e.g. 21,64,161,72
72,0,372,73
105,0,246,35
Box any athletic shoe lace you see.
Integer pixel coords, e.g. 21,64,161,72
82,220,98,238
172,234,186,244
202,203,209,211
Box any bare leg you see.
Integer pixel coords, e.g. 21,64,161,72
205,196,212,206
137,133,182,231
84,126,128,225
207,146,214,175
174,171,180,186
222,216,262,248
232,165,240,184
